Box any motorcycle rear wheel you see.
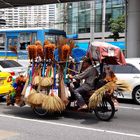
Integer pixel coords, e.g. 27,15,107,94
94,97,115,121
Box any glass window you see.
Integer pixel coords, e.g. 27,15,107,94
95,0,103,32
131,66,140,73
0,60,22,68
19,32,37,50
0,34,5,50
113,64,133,73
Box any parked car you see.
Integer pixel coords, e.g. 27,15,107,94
98,58,140,104
0,72,14,97
0,60,27,79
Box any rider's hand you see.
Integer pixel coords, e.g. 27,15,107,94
68,74,73,79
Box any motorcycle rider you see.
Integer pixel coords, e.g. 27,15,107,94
68,57,98,110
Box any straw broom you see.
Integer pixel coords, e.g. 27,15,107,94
27,91,46,107
40,42,65,112
116,80,132,92
59,65,69,105
89,80,132,109
88,82,117,109
42,92,65,112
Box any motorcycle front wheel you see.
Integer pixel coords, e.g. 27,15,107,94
94,97,115,121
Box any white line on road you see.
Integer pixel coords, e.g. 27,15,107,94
0,114,140,138
119,106,140,110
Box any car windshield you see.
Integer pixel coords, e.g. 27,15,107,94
0,60,22,68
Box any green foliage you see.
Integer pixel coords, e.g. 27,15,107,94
108,15,125,41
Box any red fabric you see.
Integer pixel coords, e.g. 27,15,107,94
89,42,126,65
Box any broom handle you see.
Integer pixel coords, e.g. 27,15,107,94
67,68,79,74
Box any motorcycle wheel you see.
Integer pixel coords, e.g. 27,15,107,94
94,97,115,121
32,106,47,116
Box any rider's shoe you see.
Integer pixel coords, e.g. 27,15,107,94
78,104,88,111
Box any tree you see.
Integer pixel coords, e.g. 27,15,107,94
108,15,125,41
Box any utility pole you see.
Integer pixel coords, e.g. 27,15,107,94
102,0,106,41
90,0,95,42
63,3,67,32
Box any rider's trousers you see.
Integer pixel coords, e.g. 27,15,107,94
74,87,88,107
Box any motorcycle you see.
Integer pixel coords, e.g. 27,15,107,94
32,41,127,121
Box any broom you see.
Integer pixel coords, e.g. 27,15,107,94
116,80,132,92
88,82,117,109
41,63,66,112
27,91,46,107
42,91,65,112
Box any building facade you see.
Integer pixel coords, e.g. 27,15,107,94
0,4,56,28
57,0,125,51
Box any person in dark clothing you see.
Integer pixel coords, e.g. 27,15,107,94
69,57,98,110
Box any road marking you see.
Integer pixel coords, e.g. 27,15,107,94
0,114,140,138
119,106,140,110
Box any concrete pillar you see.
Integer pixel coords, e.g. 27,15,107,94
127,0,140,57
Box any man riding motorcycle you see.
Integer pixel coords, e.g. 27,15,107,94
68,57,98,110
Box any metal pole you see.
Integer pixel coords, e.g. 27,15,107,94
102,0,106,41
90,0,95,42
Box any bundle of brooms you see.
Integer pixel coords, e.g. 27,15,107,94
27,40,66,112
88,80,132,109
40,41,66,112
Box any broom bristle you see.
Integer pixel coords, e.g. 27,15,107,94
44,40,50,45
42,95,65,112
44,44,55,60
9,46,17,54
88,82,116,109
27,45,37,60
116,80,132,92
27,92,46,106
35,40,42,46
61,44,70,61
36,45,44,59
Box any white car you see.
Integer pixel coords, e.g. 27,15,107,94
0,59,27,79
106,58,140,104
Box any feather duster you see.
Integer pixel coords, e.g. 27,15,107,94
27,45,37,60
9,45,17,54
35,40,42,46
36,45,44,59
44,43,56,60
61,44,70,61
69,40,75,54
44,40,50,45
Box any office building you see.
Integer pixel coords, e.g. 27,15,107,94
0,4,56,28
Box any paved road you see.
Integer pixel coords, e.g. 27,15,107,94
0,101,140,140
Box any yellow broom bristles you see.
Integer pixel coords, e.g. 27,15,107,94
27,92,46,107
88,82,116,109
40,77,53,87
42,94,66,112
116,80,132,92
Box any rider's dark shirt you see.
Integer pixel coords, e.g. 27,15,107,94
73,65,98,91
